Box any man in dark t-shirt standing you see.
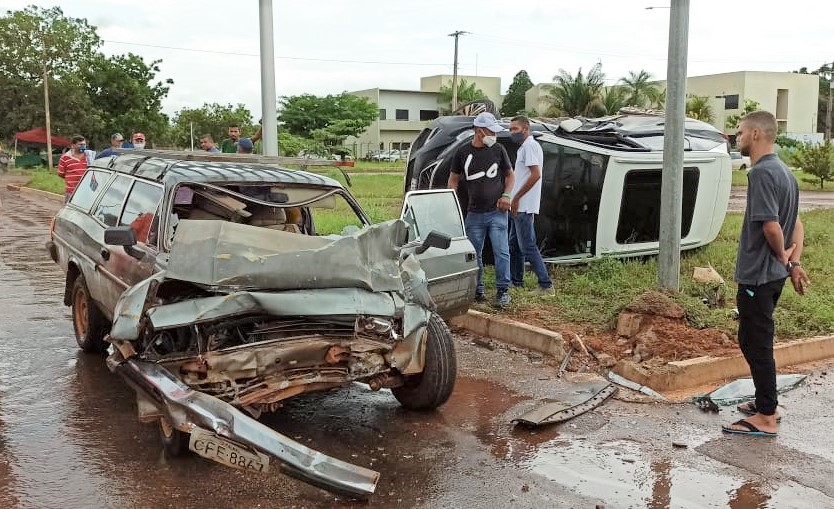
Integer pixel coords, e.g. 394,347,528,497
722,110,809,438
448,112,515,307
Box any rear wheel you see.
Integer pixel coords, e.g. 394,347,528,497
71,275,110,353
392,313,457,410
159,418,189,458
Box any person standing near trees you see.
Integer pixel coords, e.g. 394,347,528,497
448,112,515,307
722,110,810,438
508,115,554,296
57,135,88,202
220,124,242,153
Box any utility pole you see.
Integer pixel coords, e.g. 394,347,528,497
827,63,833,142
40,30,53,172
259,0,278,156
658,0,690,291
448,31,468,112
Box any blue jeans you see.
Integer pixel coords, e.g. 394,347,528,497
464,209,510,295
509,212,553,288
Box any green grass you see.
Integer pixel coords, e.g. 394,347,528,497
25,169,65,194
311,172,405,235
477,208,834,340
350,160,406,173
731,168,834,191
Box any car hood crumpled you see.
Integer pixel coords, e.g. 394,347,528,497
166,219,408,293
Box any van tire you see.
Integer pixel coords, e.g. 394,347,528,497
71,274,110,353
392,313,457,410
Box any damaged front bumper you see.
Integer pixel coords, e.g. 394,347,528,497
109,355,379,498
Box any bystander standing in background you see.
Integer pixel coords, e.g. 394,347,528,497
57,135,88,202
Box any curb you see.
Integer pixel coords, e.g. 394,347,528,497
451,310,566,360
614,334,834,392
19,185,64,203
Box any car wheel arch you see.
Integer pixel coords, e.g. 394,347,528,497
64,261,82,306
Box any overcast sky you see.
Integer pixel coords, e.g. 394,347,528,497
10,1,832,117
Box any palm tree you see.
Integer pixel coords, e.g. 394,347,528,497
685,95,715,123
438,79,487,114
619,70,662,108
543,63,606,117
600,86,628,115
647,87,666,109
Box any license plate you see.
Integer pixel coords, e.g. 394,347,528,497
189,427,270,474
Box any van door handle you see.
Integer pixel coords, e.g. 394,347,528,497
100,248,110,261
465,252,475,262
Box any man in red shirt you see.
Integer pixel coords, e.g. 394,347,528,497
57,135,88,202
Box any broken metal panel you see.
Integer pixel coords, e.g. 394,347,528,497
110,357,379,498
512,382,617,427
146,289,400,331
607,371,668,400
110,273,166,341
166,219,408,293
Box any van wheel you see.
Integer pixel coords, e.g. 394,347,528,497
71,274,110,353
159,418,189,458
392,313,457,410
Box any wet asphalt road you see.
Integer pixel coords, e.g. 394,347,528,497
1,182,834,509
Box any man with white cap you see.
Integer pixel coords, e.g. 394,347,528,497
448,112,515,307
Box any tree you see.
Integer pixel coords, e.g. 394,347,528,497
647,88,666,109
543,63,606,117
170,103,254,149
619,70,661,108
685,95,715,123
600,86,628,115
279,92,378,143
500,70,534,117
792,140,834,189
794,64,832,135
725,99,761,131
437,79,487,114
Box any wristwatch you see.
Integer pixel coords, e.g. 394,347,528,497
786,260,801,272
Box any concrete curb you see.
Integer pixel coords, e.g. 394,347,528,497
451,310,566,360
614,334,834,392
19,185,64,203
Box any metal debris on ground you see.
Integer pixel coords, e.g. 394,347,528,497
511,381,617,427
692,373,807,408
556,347,575,377
693,395,720,413
606,371,667,400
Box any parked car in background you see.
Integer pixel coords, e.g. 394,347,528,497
730,151,751,170
372,149,403,162
406,111,732,263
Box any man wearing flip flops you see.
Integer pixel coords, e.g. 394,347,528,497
722,111,810,438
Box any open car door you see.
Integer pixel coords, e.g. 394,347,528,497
401,190,477,319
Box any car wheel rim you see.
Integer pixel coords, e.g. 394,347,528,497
74,289,88,338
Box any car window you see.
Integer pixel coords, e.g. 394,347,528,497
69,170,111,211
119,181,164,246
401,191,465,241
92,175,132,227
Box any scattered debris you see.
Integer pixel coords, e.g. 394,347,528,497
512,381,617,427
596,353,617,368
607,371,667,401
693,374,807,407
672,441,688,449
472,337,496,351
694,396,720,413
556,347,575,377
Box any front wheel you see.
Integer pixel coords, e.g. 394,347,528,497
159,418,189,458
392,314,457,410
71,274,111,353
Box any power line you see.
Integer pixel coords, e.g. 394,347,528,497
103,39,450,67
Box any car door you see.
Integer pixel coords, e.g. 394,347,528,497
401,189,477,319
115,180,164,286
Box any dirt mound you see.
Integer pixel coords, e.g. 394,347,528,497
624,290,685,319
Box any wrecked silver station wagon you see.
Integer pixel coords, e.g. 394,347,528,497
46,151,477,497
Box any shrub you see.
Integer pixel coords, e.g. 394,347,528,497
791,141,834,189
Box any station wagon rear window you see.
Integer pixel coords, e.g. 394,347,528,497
69,170,111,211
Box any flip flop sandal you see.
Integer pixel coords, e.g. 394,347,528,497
737,401,782,422
721,419,777,437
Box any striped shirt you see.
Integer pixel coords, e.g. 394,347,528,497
57,152,88,195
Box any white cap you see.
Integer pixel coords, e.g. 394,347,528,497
473,112,505,133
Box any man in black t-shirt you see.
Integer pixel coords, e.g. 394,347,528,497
448,112,515,307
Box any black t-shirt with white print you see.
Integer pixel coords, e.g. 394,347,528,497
450,142,512,213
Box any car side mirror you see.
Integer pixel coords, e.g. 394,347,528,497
416,230,452,254
104,226,143,260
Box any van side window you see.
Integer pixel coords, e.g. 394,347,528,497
119,181,164,246
92,175,132,227
69,170,111,211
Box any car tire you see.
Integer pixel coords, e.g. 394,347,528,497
392,313,456,410
71,274,111,353
159,418,189,458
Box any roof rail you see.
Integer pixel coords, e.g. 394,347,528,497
112,149,342,167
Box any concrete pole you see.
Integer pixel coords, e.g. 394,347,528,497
658,0,690,291
827,78,833,142
259,0,278,156
40,31,53,172
449,31,467,112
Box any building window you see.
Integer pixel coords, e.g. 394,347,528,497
395,109,409,121
378,108,386,120
420,110,439,121
724,94,739,110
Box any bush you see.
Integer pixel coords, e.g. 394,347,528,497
791,141,834,189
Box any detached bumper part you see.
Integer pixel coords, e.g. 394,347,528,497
110,357,379,498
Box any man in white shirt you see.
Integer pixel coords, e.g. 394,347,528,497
508,116,554,296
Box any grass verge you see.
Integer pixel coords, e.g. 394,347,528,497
731,168,834,191
24,169,65,195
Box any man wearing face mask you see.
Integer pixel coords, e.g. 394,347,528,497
131,132,146,150
508,115,554,296
448,112,515,307
57,135,88,203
